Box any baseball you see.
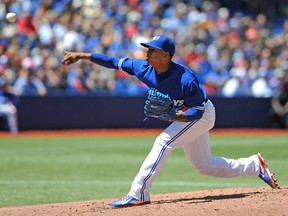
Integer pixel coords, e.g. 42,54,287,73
6,12,17,23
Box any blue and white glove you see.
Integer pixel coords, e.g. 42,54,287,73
144,88,176,122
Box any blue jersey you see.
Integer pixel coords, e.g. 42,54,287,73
91,54,208,121
0,89,19,105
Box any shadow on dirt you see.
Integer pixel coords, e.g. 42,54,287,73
154,191,262,204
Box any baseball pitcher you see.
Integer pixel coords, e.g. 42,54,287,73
62,35,278,208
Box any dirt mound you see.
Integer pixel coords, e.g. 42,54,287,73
0,187,287,216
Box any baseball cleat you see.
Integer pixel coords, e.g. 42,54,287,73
111,195,151,208
257,153,279,189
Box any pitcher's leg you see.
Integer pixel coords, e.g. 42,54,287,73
128,134,172,201
128,102,216,201
128,121,197,201
183,133,260,178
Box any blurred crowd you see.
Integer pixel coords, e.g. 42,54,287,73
1,0,288,97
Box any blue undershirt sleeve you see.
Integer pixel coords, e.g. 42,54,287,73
90,53,120,69
184,107,204,122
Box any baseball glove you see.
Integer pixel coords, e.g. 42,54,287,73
144,88,176,122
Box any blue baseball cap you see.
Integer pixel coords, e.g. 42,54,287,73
140,35,175,56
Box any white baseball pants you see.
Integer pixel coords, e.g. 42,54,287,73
128,100,261,201
0,103,18,133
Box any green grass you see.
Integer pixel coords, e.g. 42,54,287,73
0,134,287,207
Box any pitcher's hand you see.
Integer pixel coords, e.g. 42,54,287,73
61,52,82,66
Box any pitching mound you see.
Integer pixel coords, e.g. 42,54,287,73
0,187,287,216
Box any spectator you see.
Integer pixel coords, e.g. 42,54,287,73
65,64,88,95
1,0,288,97
0,70,19,133
270,75,288,128
13,68,47,96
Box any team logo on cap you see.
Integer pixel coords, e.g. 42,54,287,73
152,36,160,40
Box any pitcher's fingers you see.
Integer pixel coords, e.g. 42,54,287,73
61,58,70,66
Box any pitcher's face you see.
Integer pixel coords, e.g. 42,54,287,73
146,47,170,68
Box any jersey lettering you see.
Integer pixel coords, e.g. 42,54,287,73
173,99,186,111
